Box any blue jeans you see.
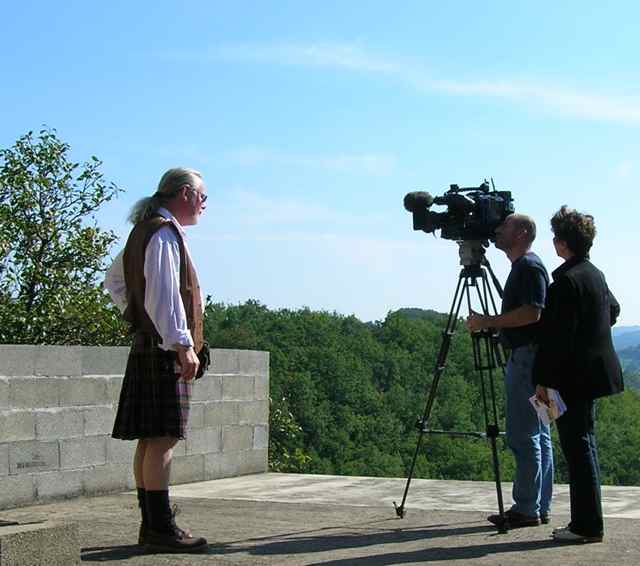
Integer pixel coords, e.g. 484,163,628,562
505,345,554,517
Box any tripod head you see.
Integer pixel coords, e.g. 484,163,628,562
458,240,487,267
457,240,504,299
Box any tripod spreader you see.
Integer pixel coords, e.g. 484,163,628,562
416,422,505,440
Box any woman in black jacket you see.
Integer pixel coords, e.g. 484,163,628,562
533,206,623,544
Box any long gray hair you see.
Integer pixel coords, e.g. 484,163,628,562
128,167,203,224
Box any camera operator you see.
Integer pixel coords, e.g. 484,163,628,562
466,213,554,528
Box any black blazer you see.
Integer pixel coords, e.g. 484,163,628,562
532,256,623,401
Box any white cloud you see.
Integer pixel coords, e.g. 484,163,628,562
224,147,397,176
614,160,635,181
216,42,400,74
172,42,640,125
192,187,388,235
224,188,345,225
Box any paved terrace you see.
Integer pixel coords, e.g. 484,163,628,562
3,473,640,565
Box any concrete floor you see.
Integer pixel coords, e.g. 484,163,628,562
3,473,640,565
171,472,640,519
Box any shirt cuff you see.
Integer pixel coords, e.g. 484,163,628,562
158,329,194,351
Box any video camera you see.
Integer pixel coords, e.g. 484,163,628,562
403,180,514,242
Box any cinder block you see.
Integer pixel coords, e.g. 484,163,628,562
253,425,269,450
191,375,222,402
170,454,205,485
59,377,109,406
82,462,132,495
0,410,35,442
222,376,255,400
81,346,129,376
107,376,124,405
254,374,269,400
239,400,269,425
0,444,8,476
0,474,35,508
106,438,136,464
187,402,205,430
60,437,107,469
36,469,83,500
222,425,254,452
9,441,59,475
83,405,115,436
35,408,84,440
35,345,82,376
9,376,60,409
204,401,239,427
238,350,269,376
0,345,37,376
203,451,234,480
0,520,80,565
244,448,268,474
0,378,8,409
186,427,221,455
210,349,239,374
172,439,187,457
204,449,267,480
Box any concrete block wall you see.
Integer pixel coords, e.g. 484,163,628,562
0,346,269,510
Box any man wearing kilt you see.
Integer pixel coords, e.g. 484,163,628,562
105,167,209,553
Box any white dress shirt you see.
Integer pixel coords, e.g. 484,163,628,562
104,208,202,351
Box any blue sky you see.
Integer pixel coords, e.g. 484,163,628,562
2,1,639,324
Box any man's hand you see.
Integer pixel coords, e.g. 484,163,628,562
535,384,550,406
466,311,493,333
175,345,199,381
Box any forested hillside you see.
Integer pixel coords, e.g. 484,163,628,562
619,344,640,374
613,327,640,351
204,301,640,486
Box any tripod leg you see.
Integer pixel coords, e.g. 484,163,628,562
394,275,468,518
470,272,508,532
476,334,508,532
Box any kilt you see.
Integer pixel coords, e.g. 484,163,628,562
112,335,192,440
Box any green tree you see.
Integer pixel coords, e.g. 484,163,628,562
269,395,311,472
0,129,128,345
595,390,640,485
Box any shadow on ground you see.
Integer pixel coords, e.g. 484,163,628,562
81,519,558,563
82,544,147,562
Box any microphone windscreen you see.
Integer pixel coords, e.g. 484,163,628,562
404,191,434,211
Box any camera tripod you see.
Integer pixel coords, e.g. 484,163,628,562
393,241,509,533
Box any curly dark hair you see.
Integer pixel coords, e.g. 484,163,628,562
550,205,596,258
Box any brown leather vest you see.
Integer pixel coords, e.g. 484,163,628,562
122,215,204,352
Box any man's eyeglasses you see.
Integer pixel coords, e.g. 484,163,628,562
187,186,208,203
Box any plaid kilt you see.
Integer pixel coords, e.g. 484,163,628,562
112,335,192,440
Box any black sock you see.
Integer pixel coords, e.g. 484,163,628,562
145,490,173,533
137,487,147,525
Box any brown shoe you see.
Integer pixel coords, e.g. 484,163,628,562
144,527,208,554
139,505,193,545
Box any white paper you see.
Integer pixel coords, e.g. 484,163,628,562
529,388,567,425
